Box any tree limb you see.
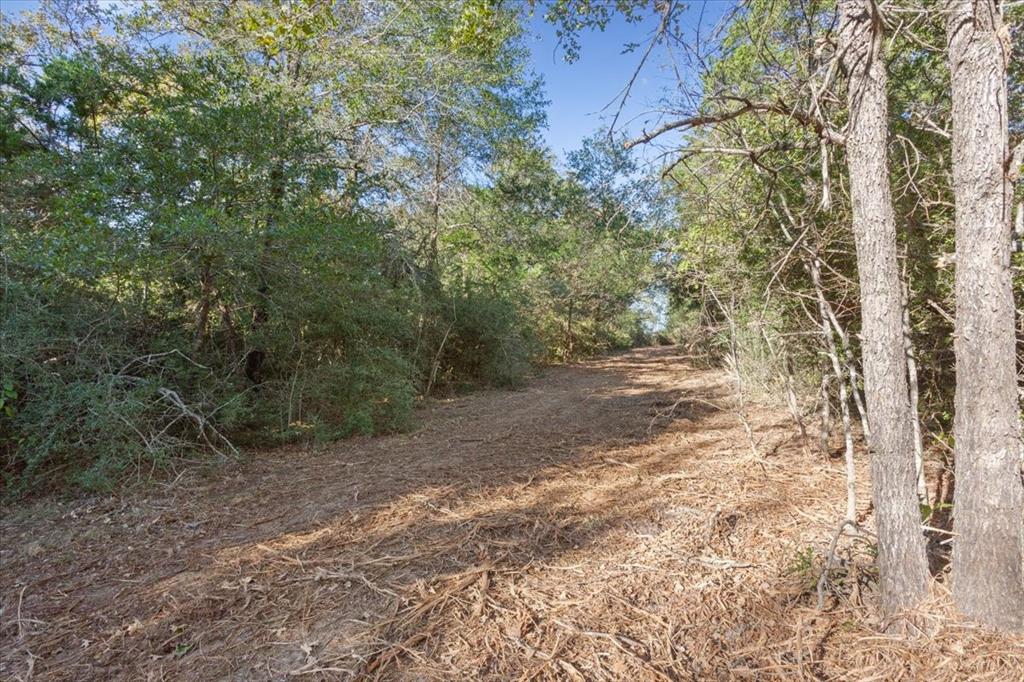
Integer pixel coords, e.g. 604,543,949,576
625,97,846,150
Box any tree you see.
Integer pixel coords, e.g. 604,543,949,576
945,0,1024,631
443,134,660,362
835,0,930,617
0,0,660,492
545,0,944,616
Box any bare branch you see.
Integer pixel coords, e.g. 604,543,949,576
625,97,846,150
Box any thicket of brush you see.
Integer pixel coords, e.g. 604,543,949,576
0,1,661,495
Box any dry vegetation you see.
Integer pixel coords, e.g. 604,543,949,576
2,347,1022,680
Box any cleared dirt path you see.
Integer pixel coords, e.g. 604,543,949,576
2,347,1021,680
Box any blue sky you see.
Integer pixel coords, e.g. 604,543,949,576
525,2,732,165
527,10,664,161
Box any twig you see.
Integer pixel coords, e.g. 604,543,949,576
552,619,677,682
816,518,858,610
16,584,27,639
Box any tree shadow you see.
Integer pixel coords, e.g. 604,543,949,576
0,347,738,680
925,454,955,578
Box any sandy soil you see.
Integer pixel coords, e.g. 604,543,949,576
2,346,1021,680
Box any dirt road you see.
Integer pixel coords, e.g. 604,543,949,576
2,347,1021,680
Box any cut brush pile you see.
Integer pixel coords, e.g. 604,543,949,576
1,347,1021,680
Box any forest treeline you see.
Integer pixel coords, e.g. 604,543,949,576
1,1,663,495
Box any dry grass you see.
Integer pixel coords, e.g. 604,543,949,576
1,346,1021,680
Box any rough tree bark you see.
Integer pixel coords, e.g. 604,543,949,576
945,0,1024,631
838,0,930,616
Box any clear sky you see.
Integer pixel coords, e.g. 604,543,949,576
525,2,733,165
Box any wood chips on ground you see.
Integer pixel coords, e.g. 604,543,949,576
2,347,1022,680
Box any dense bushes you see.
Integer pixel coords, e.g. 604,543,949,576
0,198,544,493
0,2,659,496
653,0,1024,443
0,221,543,494
420,285,536,392
0,281,231,493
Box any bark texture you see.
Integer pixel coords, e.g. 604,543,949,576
946,0,1024,631
838,0,930,615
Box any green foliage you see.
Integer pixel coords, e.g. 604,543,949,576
0,380,16,419
421,285,536,392
538,0,659,63
920,502,952,522
785,546,819,591
653,0,988,432
443,134,662,362
0,1,659,496
1,281,228,493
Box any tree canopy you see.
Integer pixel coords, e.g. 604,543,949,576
1,0,665,494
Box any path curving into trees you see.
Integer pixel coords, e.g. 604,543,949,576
2,347,1020,680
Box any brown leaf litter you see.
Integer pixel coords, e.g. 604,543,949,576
1,346,1021,680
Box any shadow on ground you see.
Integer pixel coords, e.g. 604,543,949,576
5,346,1021,681
1,347,730,680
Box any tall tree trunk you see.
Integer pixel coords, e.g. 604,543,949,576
247,52,302,385
565,298,575,360
195,260,214,353
945,0,1024,631
245,162,284,386
838,0,930,616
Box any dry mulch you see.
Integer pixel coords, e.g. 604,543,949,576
1,346,1021,680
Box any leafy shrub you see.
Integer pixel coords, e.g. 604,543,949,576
1,282,239,494
421,284,535,393
275,349,417,443
0,11,656,498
